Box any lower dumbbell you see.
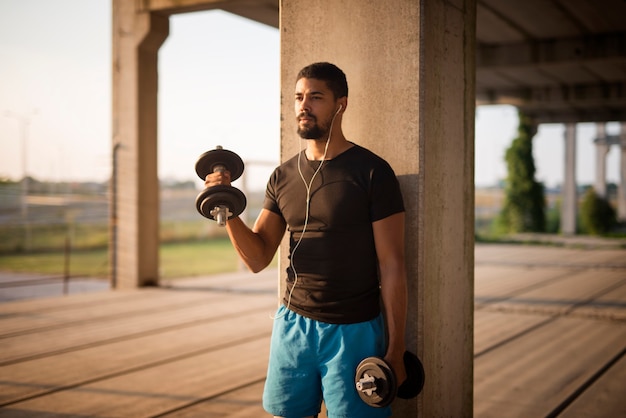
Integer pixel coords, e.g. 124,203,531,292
195,146,247,226
355,356,397,407
355,351,425,407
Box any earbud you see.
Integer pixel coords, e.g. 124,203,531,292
335,104,343,115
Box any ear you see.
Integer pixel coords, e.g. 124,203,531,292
337,98,348,114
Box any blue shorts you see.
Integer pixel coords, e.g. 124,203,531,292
262,305,391,418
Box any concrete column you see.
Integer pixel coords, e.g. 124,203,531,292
561,123,577,235
594,123,609,198
111,2,169,288
619,122,626,222
281,0,476,416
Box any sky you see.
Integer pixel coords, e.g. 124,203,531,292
0,0,622,191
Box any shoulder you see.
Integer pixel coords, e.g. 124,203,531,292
345,144,396,173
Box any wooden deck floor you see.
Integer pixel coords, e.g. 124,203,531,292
1,243,625,417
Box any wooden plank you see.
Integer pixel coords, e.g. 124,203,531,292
475,245,626,269
474,317,626,417
1,338,271,417
570,279,626,321
0,287,146,315
0,289,218,336
475,265,574,306
0,292,275,365
0,268,276,318
559,352,626,417
486,269,626,316
162,380,267,417
0,309,273,406
474,310,548,355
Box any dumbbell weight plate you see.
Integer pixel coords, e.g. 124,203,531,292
195,185,247,220
397,351,425,399
355,357,397,408
195,148,244,181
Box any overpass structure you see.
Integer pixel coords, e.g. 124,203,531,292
112,1,626,416
474,0,626,234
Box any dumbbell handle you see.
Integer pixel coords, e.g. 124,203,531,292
208,165,229,226
356,373,378,396
210,205,232,226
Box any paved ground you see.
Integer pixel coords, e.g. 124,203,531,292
0,241,624,417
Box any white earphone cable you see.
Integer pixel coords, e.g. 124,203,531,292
271,108,340,320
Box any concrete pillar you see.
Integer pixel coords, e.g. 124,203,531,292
561,123,577,235
594,123,609,198
111,2,169,288
281,0,476,416
619,122,626,222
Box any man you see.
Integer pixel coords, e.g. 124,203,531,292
204,62,407,418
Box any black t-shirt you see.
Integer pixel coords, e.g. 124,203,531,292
263,144,405,324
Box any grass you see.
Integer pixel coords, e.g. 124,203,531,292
159,239,247,279
0,248,109,277
0,223,109,253
0,238,274,280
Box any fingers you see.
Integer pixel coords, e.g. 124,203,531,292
385,354,407,386
204,170,232,188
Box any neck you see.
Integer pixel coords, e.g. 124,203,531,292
305,134,351,160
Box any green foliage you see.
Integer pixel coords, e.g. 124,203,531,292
579,187,616,235
545,199,561,233
496,112,546,234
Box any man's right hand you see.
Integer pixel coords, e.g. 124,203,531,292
204,170,231,188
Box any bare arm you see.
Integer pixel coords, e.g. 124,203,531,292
205,170,286,273
373,212,408,384
226,209,286,273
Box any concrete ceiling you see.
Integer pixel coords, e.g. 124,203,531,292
150,0,626,124
476,0,626,124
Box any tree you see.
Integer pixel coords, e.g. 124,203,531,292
495,112,546,234
579,187,616,235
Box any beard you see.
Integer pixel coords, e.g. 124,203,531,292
297,113,330,140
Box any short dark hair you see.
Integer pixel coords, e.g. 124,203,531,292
296,62,348,99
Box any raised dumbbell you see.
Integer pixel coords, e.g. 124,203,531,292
195,146,247,226
355,351,425,407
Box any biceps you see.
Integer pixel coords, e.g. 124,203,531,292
373,212,406,267
253,209,286,254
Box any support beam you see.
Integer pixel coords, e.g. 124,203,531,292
476,81,626,124
594,123,609,198
281,0,475,416
561,123,577,235
619,122,626,222
476,33,626,69
111,2,169,288
143,0,279,27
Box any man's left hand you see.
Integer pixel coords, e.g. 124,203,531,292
385,351,407,387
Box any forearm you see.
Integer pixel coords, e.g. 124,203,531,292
380,262,408,356
379,260,409,385
373,213,408,358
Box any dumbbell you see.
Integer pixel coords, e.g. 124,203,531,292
195,146,247,226
355,351,425,407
